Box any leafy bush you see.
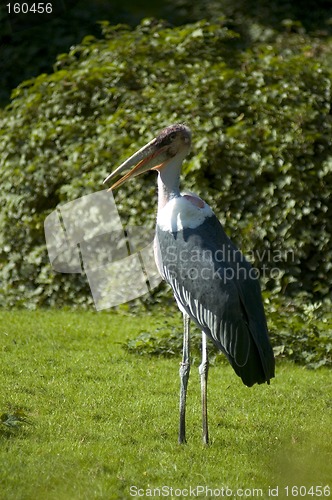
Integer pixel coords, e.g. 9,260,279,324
1,0,331,107
123,294,332,368
267,295,332,368
0,18,331,309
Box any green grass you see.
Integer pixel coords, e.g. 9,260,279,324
0,309,331,499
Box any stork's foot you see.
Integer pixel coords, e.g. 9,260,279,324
178,434,187,445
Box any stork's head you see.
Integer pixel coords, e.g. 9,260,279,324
104,124,191,189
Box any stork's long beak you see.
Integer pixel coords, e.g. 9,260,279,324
103,137,169,190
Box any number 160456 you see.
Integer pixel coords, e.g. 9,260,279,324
6,3,53,14
284,485,330,497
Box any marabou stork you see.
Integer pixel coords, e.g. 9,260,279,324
104,124,275,444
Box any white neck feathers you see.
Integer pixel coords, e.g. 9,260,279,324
157,194,214,232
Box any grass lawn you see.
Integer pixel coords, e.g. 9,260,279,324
0,309,331,499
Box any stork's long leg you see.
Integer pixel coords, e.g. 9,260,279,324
199,331,209,445
179,313,190,444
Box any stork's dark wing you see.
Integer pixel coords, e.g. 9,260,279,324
155,215,275,387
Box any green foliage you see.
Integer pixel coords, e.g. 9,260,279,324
268,295,332,368
123,295,332,368
1,0,331,107
124,325,203,360
0,18,331,309
0,409,31,432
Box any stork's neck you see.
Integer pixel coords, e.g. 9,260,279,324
157,159,182,211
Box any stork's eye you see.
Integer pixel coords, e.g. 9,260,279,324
168,132,177,142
